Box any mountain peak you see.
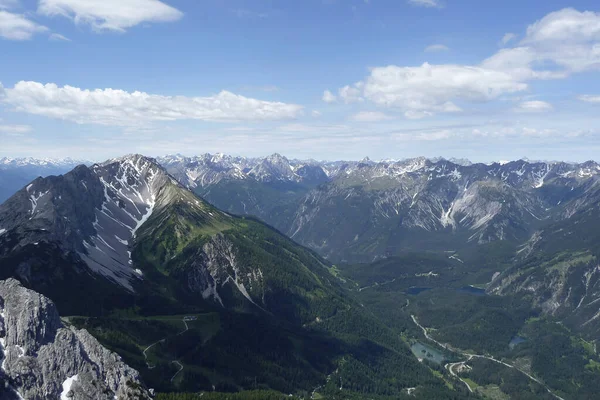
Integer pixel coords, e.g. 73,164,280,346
0,154,187,291
100,153,159,167
265,152,288,162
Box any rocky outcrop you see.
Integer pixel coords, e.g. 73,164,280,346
184,234,265,309
0,278,150,400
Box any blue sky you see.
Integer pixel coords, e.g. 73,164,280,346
1,0,600,162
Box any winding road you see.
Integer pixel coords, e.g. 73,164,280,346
142,317,191,382
411,315,565,400
445,360,473,392
171,361,184,382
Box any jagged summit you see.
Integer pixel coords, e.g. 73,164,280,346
101,153,162,168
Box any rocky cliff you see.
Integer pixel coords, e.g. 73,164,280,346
0,278,150,400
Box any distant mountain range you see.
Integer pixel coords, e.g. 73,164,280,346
157,153,600,261
0,157,88,204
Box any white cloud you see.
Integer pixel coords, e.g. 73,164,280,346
322,90,337,103
404,110,434,120
0,124,32,134
276,123,350,133
49,32,70,41
424,44,449,52
348,63,525,117
0,10,48,40
0,81,304,126
515,100,553,112
523,8,600,44
311,110,322,117
38,0,183,32
407,0,442,8
350,111,393,122
389,124,592,143
578,95,600,103
339,84,364,103
329,8,600,119
224,126,256,132
500,33,517,46
516,8,600,74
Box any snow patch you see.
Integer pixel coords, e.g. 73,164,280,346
115,235,128,245
61,375,79,400
29,190,49,215
0,229,6,236
440,203,455,228
132,195,156,237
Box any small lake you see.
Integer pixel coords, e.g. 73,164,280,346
410,341,446,364
509,336,527,349
405,287,433,295
457,286,487,296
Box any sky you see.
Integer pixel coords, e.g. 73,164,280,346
1,0,600,163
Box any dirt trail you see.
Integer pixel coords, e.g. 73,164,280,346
142,317,191,382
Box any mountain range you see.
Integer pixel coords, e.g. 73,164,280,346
0,154,466,399
158,153,600,261
1,153,600,399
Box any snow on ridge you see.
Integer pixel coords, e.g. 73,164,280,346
132,195,156,238
80,158,165,291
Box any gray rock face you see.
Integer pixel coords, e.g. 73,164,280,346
0,278,150,400
184,234,265,309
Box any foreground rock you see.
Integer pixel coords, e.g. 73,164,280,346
0,278,151,400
